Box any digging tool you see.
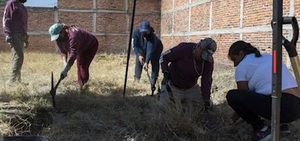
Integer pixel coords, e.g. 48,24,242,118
50,72,62,108
146,69,156,96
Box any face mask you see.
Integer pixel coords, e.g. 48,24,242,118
19,0,27,3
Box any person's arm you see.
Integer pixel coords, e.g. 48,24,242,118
201,60,214,104
67,36,80,67
132,29,143,56
3,3,14,39
160,44,184,73
145,34,156,64
234,64,249,91
236,81,249,90
56,42,68,67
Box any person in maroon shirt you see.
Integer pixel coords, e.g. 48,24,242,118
159,38,217,111
2,0,28,86
48,23,99,89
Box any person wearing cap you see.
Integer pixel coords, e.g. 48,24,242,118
132,20,163,91
226,40,300,141
159,38,217,111
2,0,28,86
48,23,99,89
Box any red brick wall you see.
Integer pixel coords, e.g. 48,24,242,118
161,0,300,63
0,0,161,54
1,0,299,60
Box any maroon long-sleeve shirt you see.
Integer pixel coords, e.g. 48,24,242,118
160,42,214,102
56,26,98,65
2,0,28,36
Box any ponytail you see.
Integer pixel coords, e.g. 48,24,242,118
228,40,262,58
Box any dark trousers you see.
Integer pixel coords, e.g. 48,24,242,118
134,50,162,85
226,89,300,131
76,41,98,86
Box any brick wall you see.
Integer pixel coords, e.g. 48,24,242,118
161,0,299,64
0,0,161,53
1,0,299,63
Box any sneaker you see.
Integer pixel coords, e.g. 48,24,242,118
252,126,271,141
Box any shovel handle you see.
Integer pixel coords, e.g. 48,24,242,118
281,17,299,57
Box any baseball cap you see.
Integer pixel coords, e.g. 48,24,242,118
198,38,217,62
49,23,63,41
139,20,151,33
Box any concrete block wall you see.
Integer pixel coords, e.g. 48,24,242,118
160,0,298,64
0,0,161,53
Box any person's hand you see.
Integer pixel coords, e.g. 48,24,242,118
143,63,148,71
24,41,29,48
5,36,12,43
60,66,70,80
138,55,144,65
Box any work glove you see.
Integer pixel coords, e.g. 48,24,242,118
60,65,70,80
5,36,12,43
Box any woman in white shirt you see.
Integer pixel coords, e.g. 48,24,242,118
226,40,300,141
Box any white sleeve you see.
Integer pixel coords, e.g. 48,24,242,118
235,64,247,82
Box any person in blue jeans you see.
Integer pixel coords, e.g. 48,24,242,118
226,40,300,141
132,20,163,92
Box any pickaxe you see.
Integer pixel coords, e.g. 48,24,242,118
50,72,62,108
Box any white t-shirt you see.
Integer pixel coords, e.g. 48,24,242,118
235,53,298,95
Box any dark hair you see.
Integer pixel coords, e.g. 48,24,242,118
228,40,262,58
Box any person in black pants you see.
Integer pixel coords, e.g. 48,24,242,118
132,20,163,89
226,40,300,141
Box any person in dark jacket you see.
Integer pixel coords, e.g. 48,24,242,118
159,38,217,111
132,20,163,92
48,23,99,89
2,0,28,86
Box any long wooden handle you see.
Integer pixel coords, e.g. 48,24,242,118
290,57,300,92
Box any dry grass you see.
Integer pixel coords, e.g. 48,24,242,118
0,51,299,141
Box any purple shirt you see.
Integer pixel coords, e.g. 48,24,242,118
56,26,98,65
160,42,214,102
2,0,28,36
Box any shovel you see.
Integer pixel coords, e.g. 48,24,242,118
281,17,300,92
50,72,62,108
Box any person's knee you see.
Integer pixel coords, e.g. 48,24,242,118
226,89,239,103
